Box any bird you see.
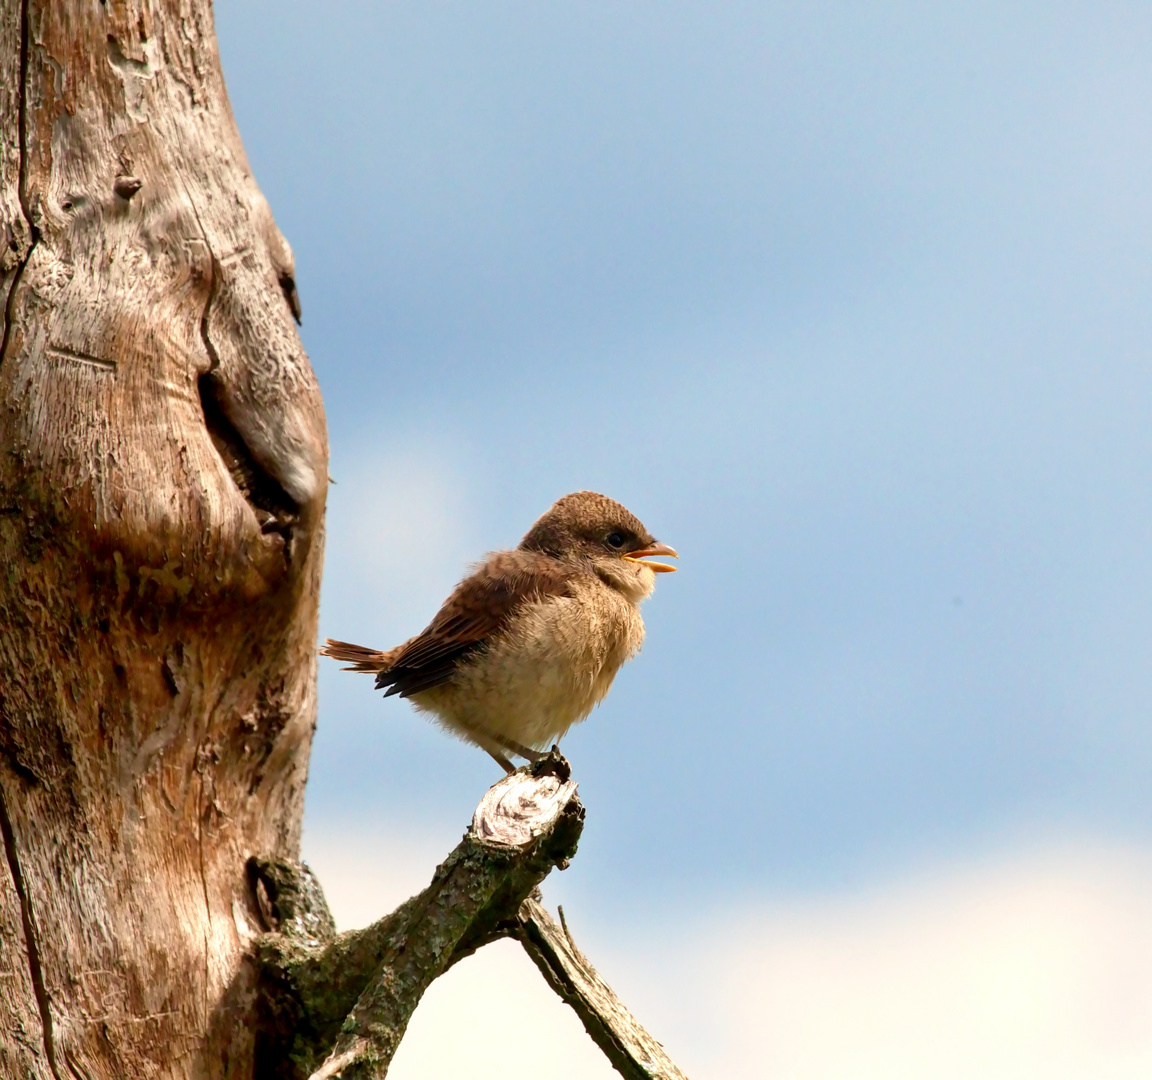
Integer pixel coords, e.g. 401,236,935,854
319,491,678,772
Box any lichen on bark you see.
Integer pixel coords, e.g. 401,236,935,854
252,754,584,1080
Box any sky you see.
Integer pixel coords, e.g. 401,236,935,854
214,4,1152,1075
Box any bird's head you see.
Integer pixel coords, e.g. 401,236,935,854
519,491,678,602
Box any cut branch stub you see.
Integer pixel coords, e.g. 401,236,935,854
472,753,579,849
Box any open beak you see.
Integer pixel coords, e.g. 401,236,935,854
623,541,679,573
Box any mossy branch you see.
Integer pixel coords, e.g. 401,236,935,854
249,751,689,1080
251,752,582,1079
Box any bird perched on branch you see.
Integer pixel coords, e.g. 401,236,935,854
320,491,678,772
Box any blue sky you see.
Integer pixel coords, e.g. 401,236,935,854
215,5,1152,1072
215,0,1152,886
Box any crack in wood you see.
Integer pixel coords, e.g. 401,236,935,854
0,7,62,1071
0,779,62,1080
217,245,252,267
195,768,213,1030
0,0,37,375
0,241,31,370
198,371,300,542
191,248,300,546
45,344,117,372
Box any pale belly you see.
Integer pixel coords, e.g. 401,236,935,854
411,585,645,750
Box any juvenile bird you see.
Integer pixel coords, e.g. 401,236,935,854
320,491,677,771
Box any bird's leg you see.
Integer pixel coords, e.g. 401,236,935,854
488,733,546,762
454,716,542,769
485,747,516,773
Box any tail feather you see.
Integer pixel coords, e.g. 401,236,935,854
318,638,399,673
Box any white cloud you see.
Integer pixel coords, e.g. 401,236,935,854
673,843,1152,1080
302,828,1152,1080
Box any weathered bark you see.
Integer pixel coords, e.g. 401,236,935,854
0,1,327,1076
0,6,690,1079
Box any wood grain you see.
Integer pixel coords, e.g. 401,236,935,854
0,2,327,1076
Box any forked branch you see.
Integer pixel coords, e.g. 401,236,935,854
251,752,688,1080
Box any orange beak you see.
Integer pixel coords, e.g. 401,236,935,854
623,542,679,573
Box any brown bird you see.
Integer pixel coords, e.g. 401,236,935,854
319,491,678,771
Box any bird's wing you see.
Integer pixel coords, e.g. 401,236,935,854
376,550,575,698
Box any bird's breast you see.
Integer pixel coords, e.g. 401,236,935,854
415,580,645,748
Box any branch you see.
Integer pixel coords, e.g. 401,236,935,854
514,898,690,1080
252,750,691,1080
253,751,582,1079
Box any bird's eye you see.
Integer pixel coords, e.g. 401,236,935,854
606,531,626,549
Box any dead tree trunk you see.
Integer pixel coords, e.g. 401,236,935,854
0,5,690,1078
0,1,328,1075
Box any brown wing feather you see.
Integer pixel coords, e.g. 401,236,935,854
375,550,575,698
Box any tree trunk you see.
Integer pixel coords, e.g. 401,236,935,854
0,8,693,1080
0,1,328,1075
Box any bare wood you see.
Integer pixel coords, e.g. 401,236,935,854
0,1,326,1076
0,8,49,1071
516,898,690,1080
